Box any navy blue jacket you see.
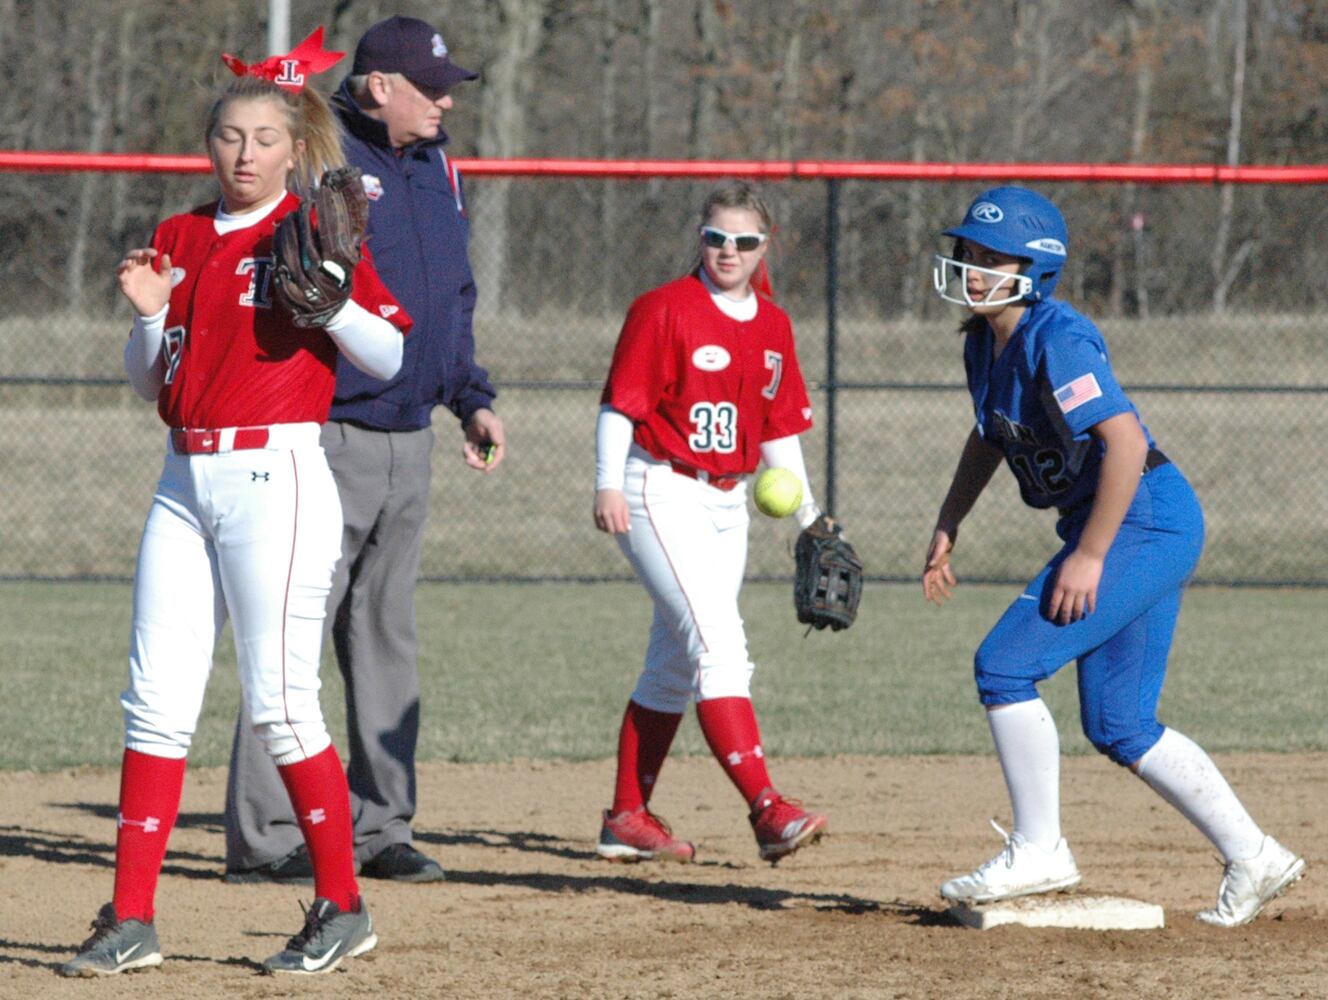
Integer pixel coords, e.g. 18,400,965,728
327,80,496,430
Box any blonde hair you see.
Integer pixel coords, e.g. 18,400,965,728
204,76,344,195
699,179,774,233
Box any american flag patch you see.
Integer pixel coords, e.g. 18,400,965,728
1053,373,1103,414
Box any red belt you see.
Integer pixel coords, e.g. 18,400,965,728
170,427,271,454
670,460,745,492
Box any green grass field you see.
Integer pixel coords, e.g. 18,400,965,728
2,309,1326,583
4,580,1322,772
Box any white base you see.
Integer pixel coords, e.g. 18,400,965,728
947,894,1165,931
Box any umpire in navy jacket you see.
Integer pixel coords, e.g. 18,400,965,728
224,15,505,883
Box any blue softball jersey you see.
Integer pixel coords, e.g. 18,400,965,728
963,299,1154,514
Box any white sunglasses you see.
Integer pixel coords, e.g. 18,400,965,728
700,226,767,252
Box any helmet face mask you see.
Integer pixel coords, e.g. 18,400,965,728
932,250,1034,308
933,187,1068,306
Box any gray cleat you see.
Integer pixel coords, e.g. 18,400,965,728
61,903,163,977
262,897,377,975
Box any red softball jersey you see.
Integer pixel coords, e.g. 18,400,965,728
602,274,813,476
147,192,411,429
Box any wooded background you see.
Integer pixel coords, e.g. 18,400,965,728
3,0,1327,315
2,1,1326,585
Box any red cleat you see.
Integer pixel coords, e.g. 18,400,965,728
749,789,827,863
596,806,696,863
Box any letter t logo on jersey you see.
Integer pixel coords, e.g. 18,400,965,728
237,258,275,309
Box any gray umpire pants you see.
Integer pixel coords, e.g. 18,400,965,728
224,421,435,870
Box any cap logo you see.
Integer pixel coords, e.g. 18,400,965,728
971,202,1004,223
431,33,447,58
1025,237,1067,256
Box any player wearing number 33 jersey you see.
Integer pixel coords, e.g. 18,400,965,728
603,269,812,474
591,181,828,866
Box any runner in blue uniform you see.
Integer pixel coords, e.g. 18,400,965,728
922,186,1305,925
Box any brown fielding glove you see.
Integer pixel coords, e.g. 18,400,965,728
271,166,369,328
794,514,863,631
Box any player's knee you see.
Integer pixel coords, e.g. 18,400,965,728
1082,720,1161,767
252,719,332,763
695,653,754,701
122,705,193,757
631,679,691,715
973,643,1038,704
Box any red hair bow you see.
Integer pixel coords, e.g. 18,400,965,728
222,26,345,93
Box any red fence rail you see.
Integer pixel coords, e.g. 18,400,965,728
3,150,1328,184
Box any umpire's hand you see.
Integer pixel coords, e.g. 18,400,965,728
463,408,506,472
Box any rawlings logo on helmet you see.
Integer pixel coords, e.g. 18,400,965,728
971,202,1004,223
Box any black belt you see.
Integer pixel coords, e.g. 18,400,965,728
1144,447,1170,473
1058,448,1170,518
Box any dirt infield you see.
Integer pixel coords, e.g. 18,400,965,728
4,753,1324,999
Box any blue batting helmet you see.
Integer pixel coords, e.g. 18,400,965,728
942,187,1069,303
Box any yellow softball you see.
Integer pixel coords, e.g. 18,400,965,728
753,467,803,518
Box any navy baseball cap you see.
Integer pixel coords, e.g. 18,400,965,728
352,16,477,90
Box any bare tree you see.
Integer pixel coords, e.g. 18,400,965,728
473,0,550,314
1110,0,1157,318
770,0,809,160
688,0,723,157
1211,0,1253,314
67,21,113,313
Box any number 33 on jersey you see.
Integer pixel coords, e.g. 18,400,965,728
601,275,813,475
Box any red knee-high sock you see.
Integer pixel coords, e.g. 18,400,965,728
611,701,684,815
696,696,773,807
113,749,186,923
277,745,359,912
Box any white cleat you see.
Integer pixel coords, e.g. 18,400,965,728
941,820,1082,904
1196,836,1306,927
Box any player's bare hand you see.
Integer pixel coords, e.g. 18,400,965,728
462,408,505,472
1047,549,1103,624
922,528,957,605
594,488,630,534
117,249,172,317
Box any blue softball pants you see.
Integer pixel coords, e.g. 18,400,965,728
974,462,1205,767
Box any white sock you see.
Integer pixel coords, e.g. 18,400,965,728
987,698,1062,850
1134,727,1265,861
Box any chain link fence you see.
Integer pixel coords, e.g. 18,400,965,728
2,172,1324,584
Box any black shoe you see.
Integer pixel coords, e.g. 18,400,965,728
225,845,315,885
360,843,445,883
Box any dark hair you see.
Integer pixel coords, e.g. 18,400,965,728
204,76,344,195
959,315,987,337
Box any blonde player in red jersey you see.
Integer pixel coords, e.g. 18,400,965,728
62,30,409,978
592,180,829,865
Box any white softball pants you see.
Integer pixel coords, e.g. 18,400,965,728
122,423,341,764
617,447,756,713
